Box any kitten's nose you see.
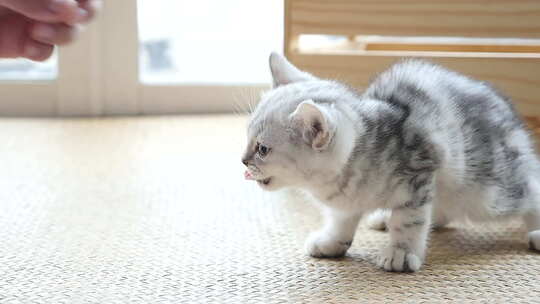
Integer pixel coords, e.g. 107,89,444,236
241,158,249,166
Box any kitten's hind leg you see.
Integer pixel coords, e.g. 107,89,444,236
367,209,448,232
432,208,450,231
523,176,540,251
524,208,540,251
366,209,390,231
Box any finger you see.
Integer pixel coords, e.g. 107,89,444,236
31,22,82,45
0,12,29,58
0,6,11,17
0,12,54,61
76,0,102,22
0,0,87,25
23,39,54,61
49,0,87,25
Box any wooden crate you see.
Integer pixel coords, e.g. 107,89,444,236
284,0,540,146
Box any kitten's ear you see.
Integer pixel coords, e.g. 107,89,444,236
290,100,335,151
269,52,316,88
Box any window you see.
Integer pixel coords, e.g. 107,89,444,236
138,0,282,84
0,55,57,81
137,0,283,114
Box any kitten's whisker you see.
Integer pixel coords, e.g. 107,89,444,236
231,87,261,116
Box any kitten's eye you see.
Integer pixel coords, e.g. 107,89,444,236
257,143,270,157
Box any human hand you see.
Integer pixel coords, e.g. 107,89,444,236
0,0,101,61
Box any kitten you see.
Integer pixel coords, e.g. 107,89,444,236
242,53,540,272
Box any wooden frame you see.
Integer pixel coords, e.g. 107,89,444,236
284,0,540,118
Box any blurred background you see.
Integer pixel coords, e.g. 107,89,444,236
0,0,284,116
3,0,537,119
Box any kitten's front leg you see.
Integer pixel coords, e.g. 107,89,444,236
378,179,434,272
306,208,361,258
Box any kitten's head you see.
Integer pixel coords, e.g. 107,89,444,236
241,53,355,191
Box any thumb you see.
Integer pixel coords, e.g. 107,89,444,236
0,0,87,25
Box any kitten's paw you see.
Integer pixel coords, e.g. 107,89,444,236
365,210,389,231
377,246,423,272
305,231,351,258
528,230,540,251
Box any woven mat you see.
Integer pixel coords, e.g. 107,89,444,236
0,115,539,304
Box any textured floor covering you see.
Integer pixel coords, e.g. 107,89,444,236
1,115,539,304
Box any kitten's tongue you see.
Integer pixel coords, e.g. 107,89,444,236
244,170,255,180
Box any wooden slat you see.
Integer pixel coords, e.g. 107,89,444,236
296,38,540,54
525,116,540,150
366,43,540,53
363,37,540,53
288,0,540,38
288,53,540,116
284,0,295,55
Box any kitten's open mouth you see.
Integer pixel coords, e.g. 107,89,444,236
257,177,272,185
244,170,272,185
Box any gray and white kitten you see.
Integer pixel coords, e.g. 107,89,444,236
242,53,540,272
